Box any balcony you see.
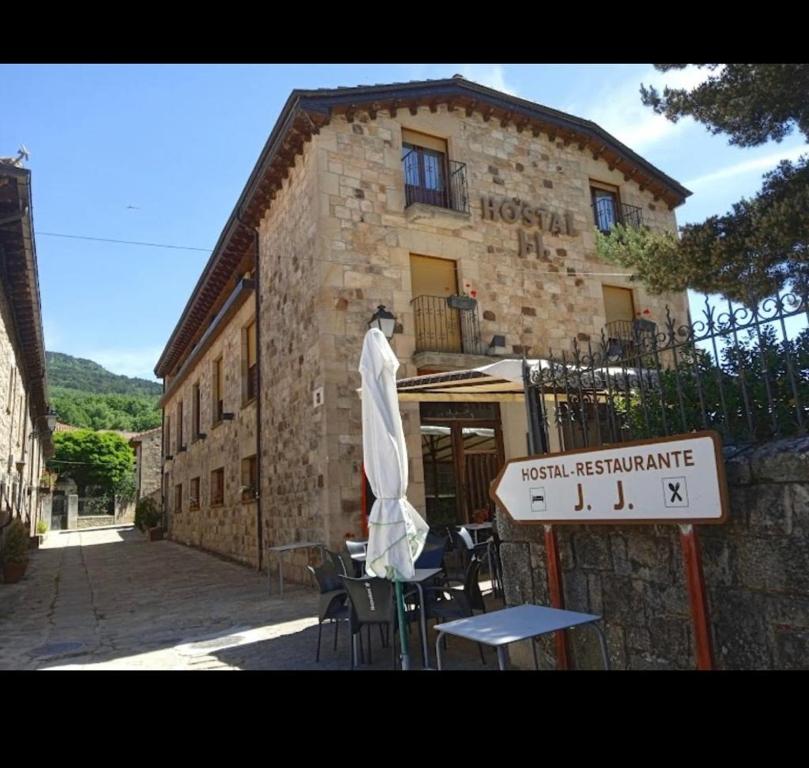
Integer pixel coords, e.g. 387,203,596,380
403,147,469,214
592,199,644,233
604,318,657,358
411,295,483,355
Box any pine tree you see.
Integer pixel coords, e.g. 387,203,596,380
600,64,809,305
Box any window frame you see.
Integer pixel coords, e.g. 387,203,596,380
210,467,225,506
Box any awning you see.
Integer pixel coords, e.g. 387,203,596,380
395,357,640,402
397,359,535,402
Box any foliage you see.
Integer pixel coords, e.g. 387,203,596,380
595,224,681,294
48,430,135,497
2,519,29,565
50,387,161,432
598,64,809,305
46,351,161,431
36,520,48,535
614,327,809,443
134,497,162,532
46,352,161,396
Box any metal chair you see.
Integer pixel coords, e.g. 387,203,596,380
339,575,398,670
307,564,350,662
344,539,368,577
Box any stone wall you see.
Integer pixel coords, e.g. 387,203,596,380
163,296,259,567
0,265,44,535
258,139,331,587
305,107,689,539
133,428,162,501
499,436,809,669
76,515,116,529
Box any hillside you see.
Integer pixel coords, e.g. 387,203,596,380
46,351,162,431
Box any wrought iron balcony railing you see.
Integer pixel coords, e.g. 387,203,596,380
603,318,657,357
411,295,483,355
403,148,469,214
592,199,644,233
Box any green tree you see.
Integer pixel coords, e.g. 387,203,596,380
598,64,809,305
48,430,135,497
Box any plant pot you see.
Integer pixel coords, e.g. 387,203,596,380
147,527,164,541
447,295,477,311
3,561,27,583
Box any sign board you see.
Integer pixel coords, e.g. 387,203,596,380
491,431,729,525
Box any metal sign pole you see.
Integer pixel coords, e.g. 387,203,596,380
544,524,571,670
679,524,714,670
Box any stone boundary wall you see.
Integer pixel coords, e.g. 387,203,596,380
75,516,116,529
499,435,809,669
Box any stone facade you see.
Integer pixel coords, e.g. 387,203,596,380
131,427,162,503
499,436,809,669
158,79,690,579
161,296,259,566
0,275,44,535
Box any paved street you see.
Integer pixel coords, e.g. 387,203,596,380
0,527,495,670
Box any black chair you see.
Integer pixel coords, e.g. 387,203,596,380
307,564,350,662
325,548,354,577
488,528,504,600
419,555,488,665
344,540,367,577
339,575,398,670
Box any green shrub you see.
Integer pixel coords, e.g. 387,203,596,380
2,519,30,565
134,497,162,532
36,520,48,535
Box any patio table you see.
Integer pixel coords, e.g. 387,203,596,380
266,541,325,596
433,604,609,670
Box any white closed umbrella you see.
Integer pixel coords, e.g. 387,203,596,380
359,328,429,669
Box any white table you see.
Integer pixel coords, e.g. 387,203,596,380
267,541,325,596
433,604,609,670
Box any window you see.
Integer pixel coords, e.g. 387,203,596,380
211,467,225,506
244,320,257,404
6,367,15,413
212,356,224,424
165,415,172,458
174,483,183,514
402,129,450,209
591,182,620,233
603,285,637,355
190,477,200,510
176,400,184,451
192,382,201,440
241,455,257,502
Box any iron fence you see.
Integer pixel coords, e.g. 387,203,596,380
525,290,809,452
403,148,469,213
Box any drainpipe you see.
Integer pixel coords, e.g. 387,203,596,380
237,208,263,572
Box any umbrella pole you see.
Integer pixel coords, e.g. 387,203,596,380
394,580,410,671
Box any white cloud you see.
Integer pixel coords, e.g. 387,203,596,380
575,65,718,152
684,144,808,189
458,64,518,96
81,347,163,381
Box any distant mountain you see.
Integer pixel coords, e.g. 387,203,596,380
46,351,161,396
46,351,162,432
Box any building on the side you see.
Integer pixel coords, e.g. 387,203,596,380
130,426,163,506
155,76,691,580
0,157,55,539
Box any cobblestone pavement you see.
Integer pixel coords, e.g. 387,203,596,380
0,527,498,671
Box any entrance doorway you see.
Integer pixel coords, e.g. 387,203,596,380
419,402,504,528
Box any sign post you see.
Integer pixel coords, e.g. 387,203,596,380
491,431,729,670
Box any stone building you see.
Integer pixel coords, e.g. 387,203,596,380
155,76,690,579
0,159,55,540
130,427,162,505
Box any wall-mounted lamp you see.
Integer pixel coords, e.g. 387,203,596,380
368,305,396,340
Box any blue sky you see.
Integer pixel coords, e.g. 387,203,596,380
1,63,806,381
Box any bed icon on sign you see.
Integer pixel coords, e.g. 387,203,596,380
530,487,547,513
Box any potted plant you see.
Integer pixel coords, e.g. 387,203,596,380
134,497,163,541
2,518,30,583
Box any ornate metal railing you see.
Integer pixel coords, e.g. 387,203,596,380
403,149,469,214
524,290,809,451
592,199,644,232
411,295,483,355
